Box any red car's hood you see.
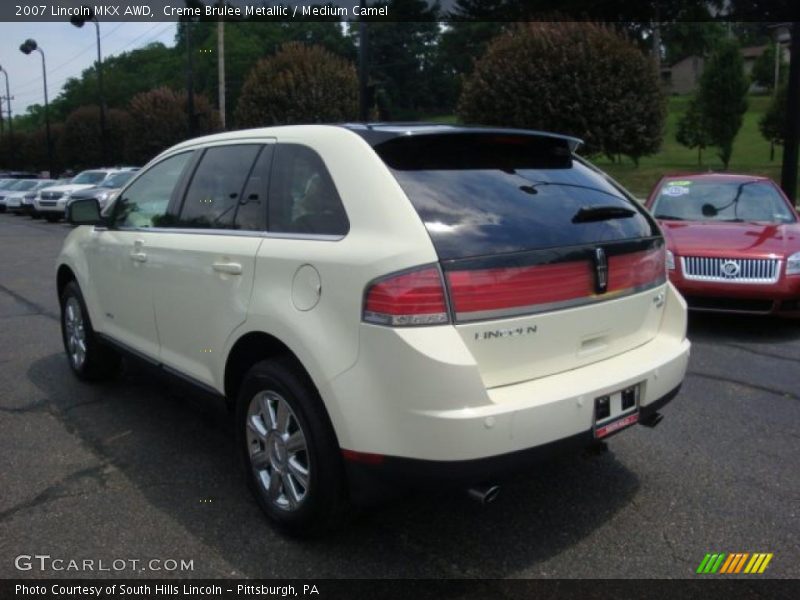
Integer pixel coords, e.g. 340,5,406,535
659,220,800,258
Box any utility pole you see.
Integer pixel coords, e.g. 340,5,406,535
186,20,196,137
781,22,800,203
218,17,226,130
358,1,369,121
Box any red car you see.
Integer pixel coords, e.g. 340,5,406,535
645,173,800,317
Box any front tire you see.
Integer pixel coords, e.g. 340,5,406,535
235,357,349,536
44,214,60,223
60,281,120,380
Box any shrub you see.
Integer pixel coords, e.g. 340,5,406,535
457,22,666,164
125,87,220,165
676,95,711,165
235,42,358,127
21,124,64,174
58,106,130,170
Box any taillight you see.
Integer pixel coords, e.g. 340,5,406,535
446,247,666,321
363,266,449,326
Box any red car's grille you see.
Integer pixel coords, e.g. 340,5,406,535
681,256,780,284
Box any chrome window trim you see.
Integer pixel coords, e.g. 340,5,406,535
95,225,345,242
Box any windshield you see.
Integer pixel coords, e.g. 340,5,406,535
72,171,108,185
652,179,796,223
376,133,656,259
102,171,135,188
33,180,54,190
9,180,39,191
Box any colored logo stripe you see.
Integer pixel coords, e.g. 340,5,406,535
698,552,773,574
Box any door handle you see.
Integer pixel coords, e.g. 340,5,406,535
212,262,242,275
130,251,147,263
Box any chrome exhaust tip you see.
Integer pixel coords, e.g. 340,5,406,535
467,484,500,505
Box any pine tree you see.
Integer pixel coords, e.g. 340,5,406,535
696,40,749,170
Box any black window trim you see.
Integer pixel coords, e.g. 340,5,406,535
267,142,351,238
104,141,350,242
106,149,198,231
172,142,266,231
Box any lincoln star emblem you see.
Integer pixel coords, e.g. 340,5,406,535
594,247,608,293
720,260,741,278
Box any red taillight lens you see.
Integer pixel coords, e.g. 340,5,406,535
607,247,667,290
447,261,593,315
363,266,449,326
446,247,666,321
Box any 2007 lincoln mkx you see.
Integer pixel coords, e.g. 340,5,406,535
56,124,690,535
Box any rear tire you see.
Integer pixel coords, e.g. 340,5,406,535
235,357,350,537
59,281,120,380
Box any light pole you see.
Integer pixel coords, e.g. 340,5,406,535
20,39,53,177
71,7,107,163
781,22,800,202
0,67,14,145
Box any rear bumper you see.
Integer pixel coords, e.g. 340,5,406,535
345,384,681,504
327,283,690,501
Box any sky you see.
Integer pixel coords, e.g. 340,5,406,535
0,22,177,116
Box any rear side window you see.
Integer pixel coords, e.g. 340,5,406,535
375,134,657,259
113,152,192,229
176,144,262,229
268,144,348,236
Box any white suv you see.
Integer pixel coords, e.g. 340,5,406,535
56,125,690,535
36,169,121,222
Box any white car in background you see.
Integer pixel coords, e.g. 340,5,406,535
3,179,55,213
35,169,122,222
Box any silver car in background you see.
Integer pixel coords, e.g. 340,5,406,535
65,169,138,212
4,179,55,214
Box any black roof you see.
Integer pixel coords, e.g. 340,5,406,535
339,123,583,151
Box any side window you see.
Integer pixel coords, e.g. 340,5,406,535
113,152,192,228
268,144,349,236
176,144,261,229
235,145,274,231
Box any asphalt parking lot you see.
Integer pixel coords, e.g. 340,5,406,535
0,212,798,580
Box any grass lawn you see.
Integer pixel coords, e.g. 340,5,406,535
428,95,795,200
593,95,788,199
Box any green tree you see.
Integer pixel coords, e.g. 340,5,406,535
125,87,219,165
50,43,183,120
354,0,443,118
457,22,666,163
676,95,710,165
660,21,727,66
58,106,130,170
696,39,749,170
751,42,786,92
235,42,357,127
759,83,788,161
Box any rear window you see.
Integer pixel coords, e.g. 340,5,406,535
375,134,657,260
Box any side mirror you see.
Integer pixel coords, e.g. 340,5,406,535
66,197,104,226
